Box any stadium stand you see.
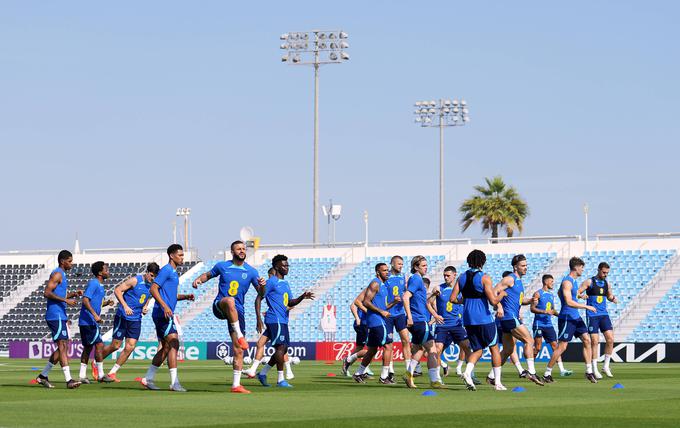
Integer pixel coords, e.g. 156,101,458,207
0,264,43,303
0,262,196,351
629,280,680,342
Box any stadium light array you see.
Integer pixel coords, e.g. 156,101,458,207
413,99,470,240
176,208,191,256
279,30,350,245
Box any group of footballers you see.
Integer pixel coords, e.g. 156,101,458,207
32,244,618,393
34,241,314,393
341,250,618,390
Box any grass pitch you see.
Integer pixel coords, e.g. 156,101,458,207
1,358,680,427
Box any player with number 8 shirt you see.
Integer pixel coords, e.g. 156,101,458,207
192,240,266,393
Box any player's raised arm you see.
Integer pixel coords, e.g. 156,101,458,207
562,280,595,312
577,278,591,300
287,291,315,308
494,275,513,296
192,270,214,289
114,276,139,316
483,274,505,306
530,291,544,314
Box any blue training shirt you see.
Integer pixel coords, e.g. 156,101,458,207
558,275,581,320
533,289,555,328
386,272,406,316
263,276,292,324
45,267,68,321
460,269,493,326
586,277,609,317
152,264,180,318
366,277,389,328
116,274,151,321
79,279,105,326
209,260,260,315
500,273,524,321
407,273,429,323
436,283,463,328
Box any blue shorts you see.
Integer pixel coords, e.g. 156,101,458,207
496,320,503,342
391,313,407,332
533,324,557,343
227,312,246,336
367,320,394,348
212,298,228,320
79,325,102,346
354,322,368,347
500,318,522,334
558,317,588,342
435,325,468,348
46,319,69,342
112,314,142,341
153,316,177,340
408,321,435,345
465,322,499,352
263,323,290,346
587,315,613,334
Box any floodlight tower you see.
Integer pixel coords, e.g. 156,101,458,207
280,30,349,245
413,99,470,240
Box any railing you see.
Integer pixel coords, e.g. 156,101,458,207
595,232,680,240
0,246,199,256
258,235,586,250
0,249,61,255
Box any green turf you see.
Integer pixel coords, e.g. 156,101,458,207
1,358,680,427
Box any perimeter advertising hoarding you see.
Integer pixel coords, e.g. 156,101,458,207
9,341,677,363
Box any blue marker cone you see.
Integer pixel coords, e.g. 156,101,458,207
612,383,624,389
422,390,437,396
512,386,526,393
31,367,39,371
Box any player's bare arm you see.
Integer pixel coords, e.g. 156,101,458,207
363,281,389,318
563,281,595,312
150,282,172,319
114,276,138,316
287,291,315,308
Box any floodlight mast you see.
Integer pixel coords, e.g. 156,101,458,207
413,99,470,240
280,30,349,245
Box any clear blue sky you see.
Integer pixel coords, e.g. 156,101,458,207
1,1,678,257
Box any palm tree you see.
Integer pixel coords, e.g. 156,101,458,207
459,176,529,239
